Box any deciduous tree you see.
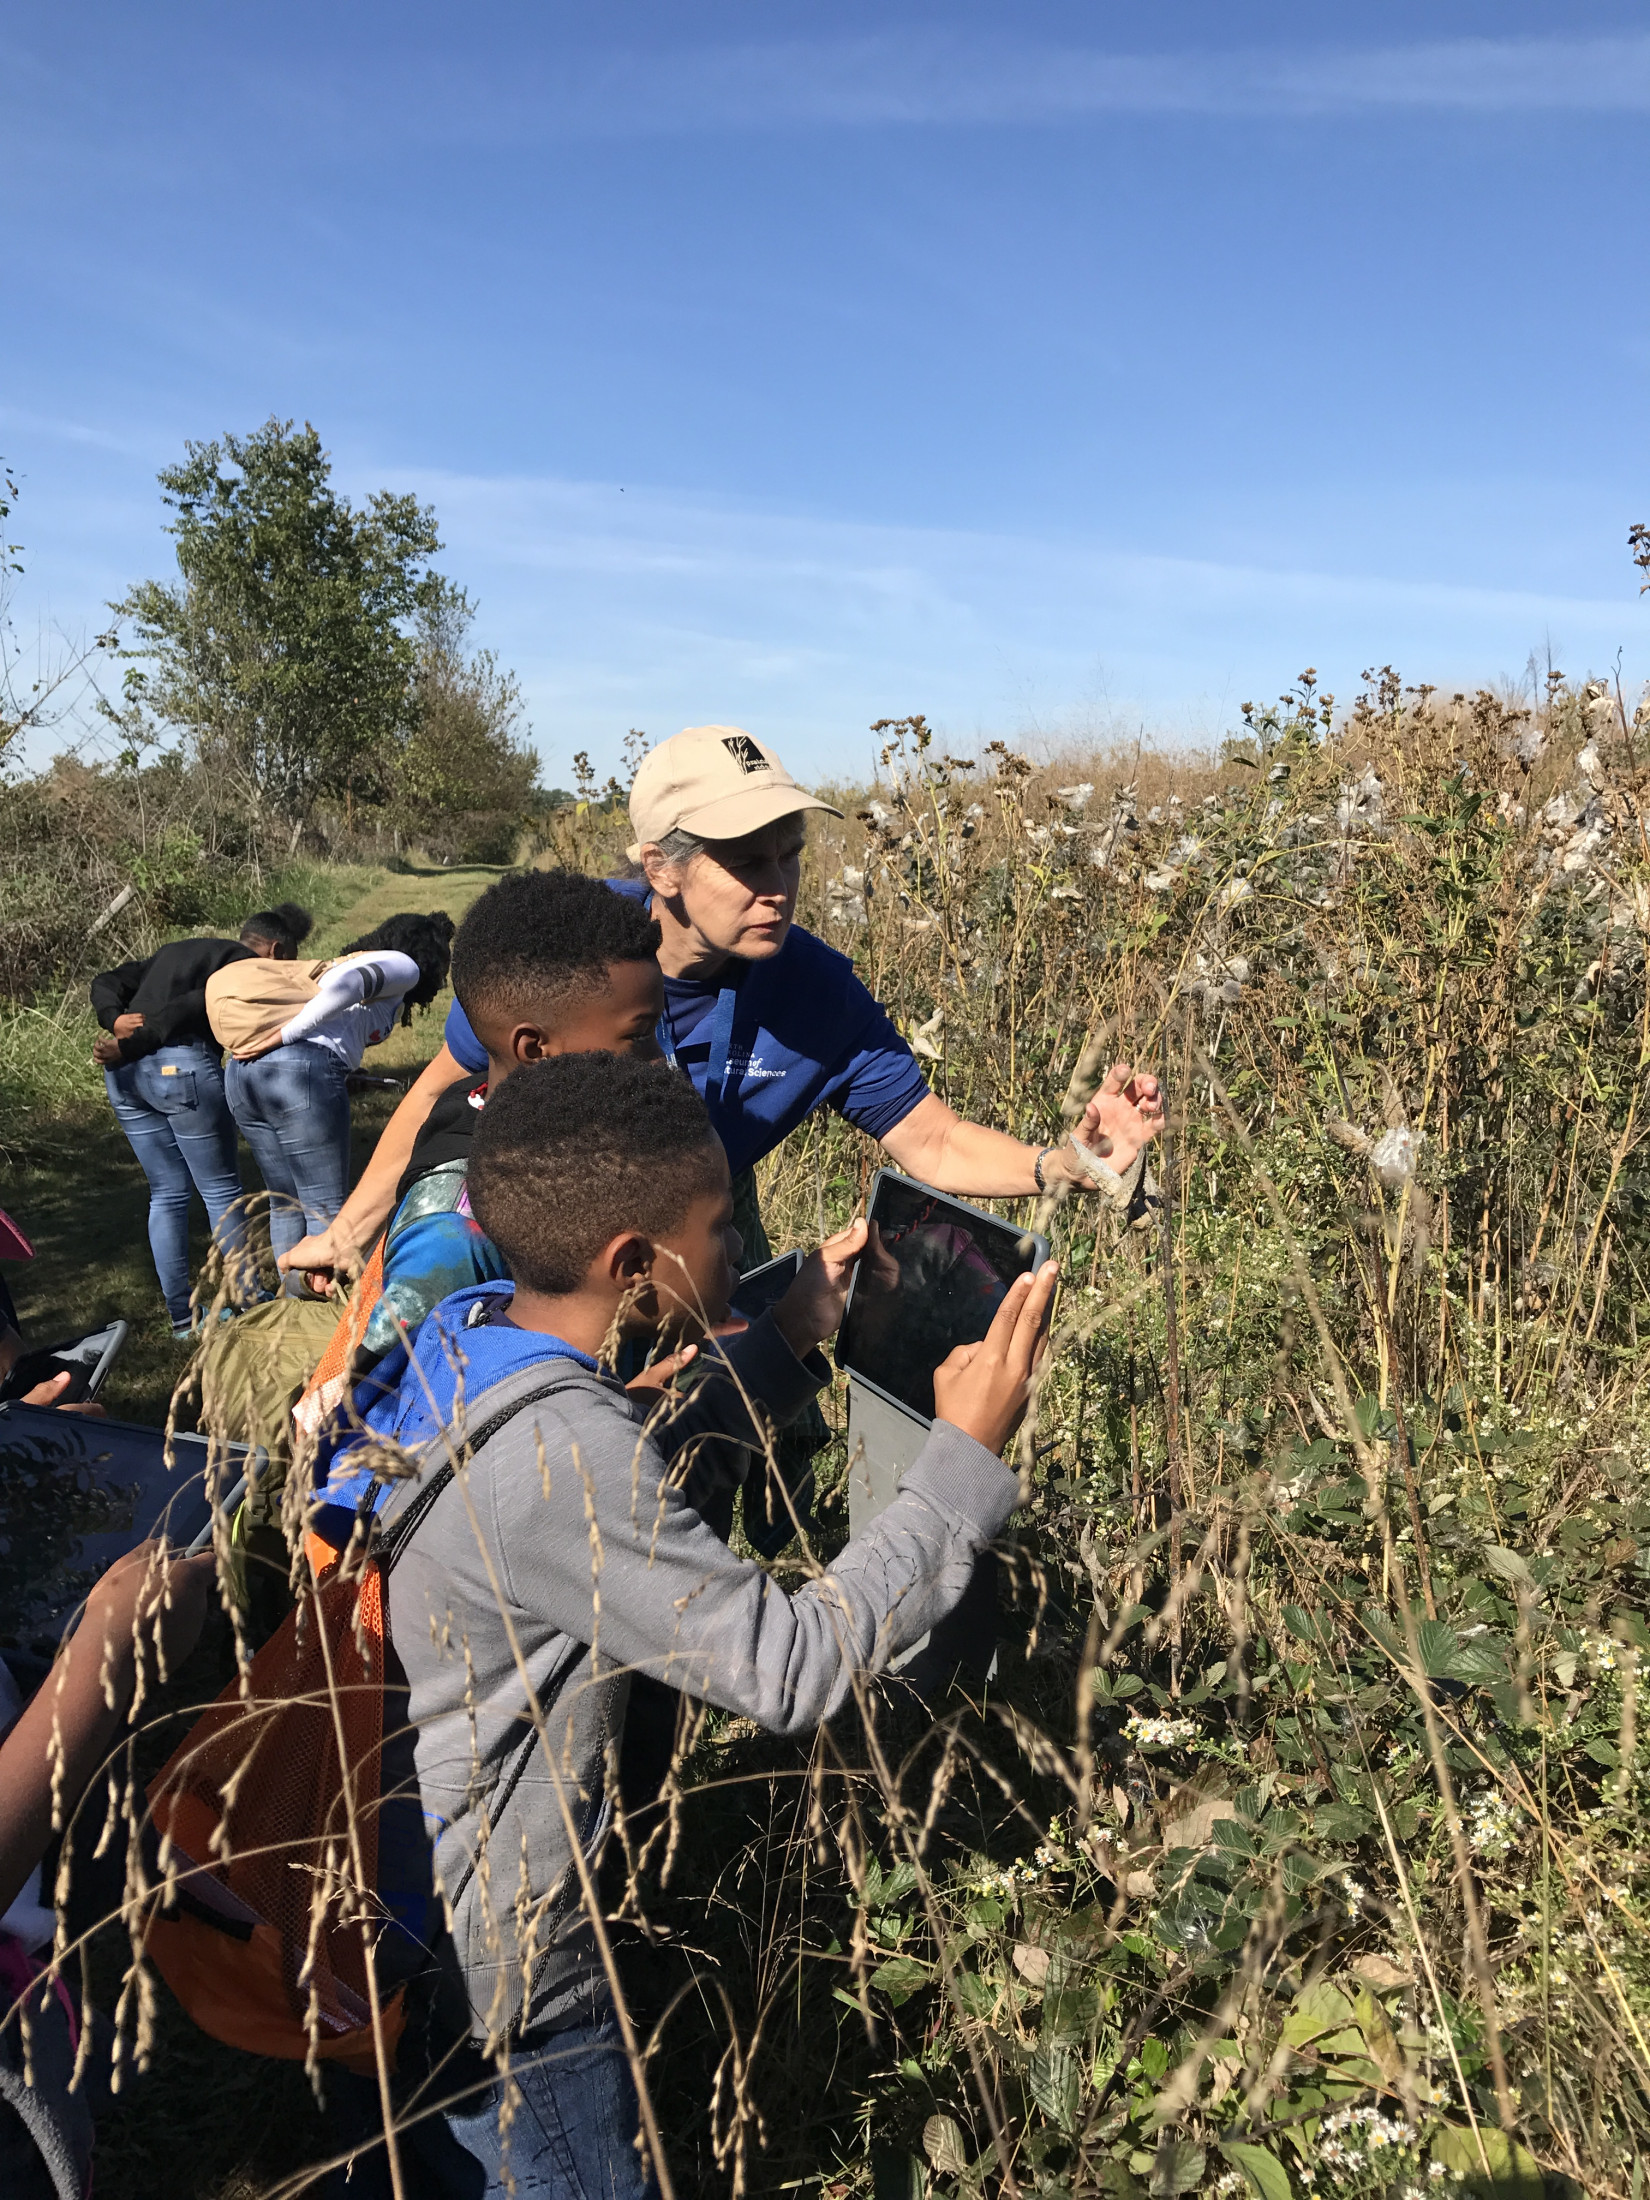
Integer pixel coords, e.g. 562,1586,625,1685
394,581,541,860
112,418,439,839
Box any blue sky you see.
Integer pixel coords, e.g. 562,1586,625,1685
4,1,1648,785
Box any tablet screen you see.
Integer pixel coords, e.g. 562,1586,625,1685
837,1173,1046,1421
0,1406,228,1638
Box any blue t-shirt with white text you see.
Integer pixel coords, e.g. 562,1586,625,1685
443,880,929,1175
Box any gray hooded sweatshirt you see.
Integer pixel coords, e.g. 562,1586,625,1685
379,1305,1019,2043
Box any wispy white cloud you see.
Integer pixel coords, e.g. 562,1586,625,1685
389,467,1642,781
10,435,1640,780
353,32,1650,144
0,404,155,459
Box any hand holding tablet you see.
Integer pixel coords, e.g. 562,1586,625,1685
721,1170,1061,1461
770,1218,871,1359
932,1259,1059,1457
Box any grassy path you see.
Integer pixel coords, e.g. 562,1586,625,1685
315,858,504,1075
5,861,506,1425
0,861,511,2200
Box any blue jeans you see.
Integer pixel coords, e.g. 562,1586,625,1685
224,1043,352,1288
324,2019,658,2199
104,1043,249,1327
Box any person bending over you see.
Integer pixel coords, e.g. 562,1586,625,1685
312,1052,1055,2199
205,914,452,1290
88,901,310,1337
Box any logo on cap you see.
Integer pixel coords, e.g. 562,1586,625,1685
722,734,769,775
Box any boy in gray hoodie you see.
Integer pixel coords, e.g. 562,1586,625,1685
331,1050,1056,2199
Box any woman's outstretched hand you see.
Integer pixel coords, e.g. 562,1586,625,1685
1066,1062,1165,1183
931,1259,1059,1457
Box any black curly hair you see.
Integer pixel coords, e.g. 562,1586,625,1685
468,1051,723,1295
342,910,455,1024
240,901,313,956
450,870,661,1037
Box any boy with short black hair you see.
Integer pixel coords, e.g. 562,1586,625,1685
295,871,665,1427
448,866,665,1063
321,1052,1056,2198
372,867,665,1343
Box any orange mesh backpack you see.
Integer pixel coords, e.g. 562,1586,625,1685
293,1239,387,1444
143,1377,581,2070
145,1518,414,2070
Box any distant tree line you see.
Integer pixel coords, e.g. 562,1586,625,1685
1,420,570,1000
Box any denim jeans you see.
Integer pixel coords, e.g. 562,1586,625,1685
323,2018,658,2200
224,1042,352,1286
103,1043,249,1327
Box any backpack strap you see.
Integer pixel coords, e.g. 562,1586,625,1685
370,1372,591,1570
372,1373,597,1952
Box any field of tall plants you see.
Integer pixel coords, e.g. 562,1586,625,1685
522,672,1650,2200
29,668,1650,2200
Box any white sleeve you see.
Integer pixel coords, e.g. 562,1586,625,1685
277,953,421,1047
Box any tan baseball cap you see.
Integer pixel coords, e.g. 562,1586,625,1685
626,725,843,860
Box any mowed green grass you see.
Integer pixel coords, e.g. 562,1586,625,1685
5,861,506,1425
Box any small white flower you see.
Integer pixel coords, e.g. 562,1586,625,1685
1466,1788,1520,1859
1125,1710,1198,1749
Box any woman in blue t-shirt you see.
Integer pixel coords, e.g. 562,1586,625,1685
279,726,1162,1287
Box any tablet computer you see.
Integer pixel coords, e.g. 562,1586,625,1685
0,1319,129,1406
730,1249,805,1322
836,1170,1050,1424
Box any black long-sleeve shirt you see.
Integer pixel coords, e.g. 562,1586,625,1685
90,938,254,1063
